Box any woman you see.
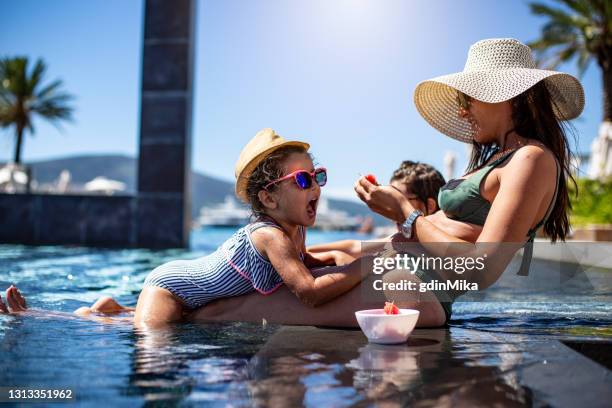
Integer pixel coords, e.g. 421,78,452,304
187,38,584,327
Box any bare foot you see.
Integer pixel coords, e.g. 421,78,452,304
90,296,133,314
74,306,93,317
0,293,8,313
6,286,27,312
74,296,134,318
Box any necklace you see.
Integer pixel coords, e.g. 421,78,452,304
484,132,527,166
486,145,519,165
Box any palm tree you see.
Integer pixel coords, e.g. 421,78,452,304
0,57,74,164
528,0,611,121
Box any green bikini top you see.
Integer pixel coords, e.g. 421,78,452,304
438,148,559,276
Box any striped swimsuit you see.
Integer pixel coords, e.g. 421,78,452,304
144,221,304,309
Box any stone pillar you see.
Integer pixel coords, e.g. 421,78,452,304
137,0,196,247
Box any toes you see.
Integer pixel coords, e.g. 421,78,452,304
14,287,26,309
0,294,8,314
5,287,17,311
6,286,26,312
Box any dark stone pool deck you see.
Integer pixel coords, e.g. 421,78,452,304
244,325,611,407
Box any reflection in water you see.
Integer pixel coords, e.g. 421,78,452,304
240,327,535,407
348,343,421,404
123,322,277,406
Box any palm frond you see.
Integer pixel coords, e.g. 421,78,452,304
3,58,28,97
27,59,46,96
555,0,596,20
531,2,579,26
529,24,579,49
31,94,74,121
35,79,65,100
576,48,593,76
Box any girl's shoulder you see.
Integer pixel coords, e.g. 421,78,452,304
247,220,287,246
246,220,286,241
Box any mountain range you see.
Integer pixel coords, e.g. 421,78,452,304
21,155,389,225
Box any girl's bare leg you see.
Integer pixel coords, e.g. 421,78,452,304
133,286,186,328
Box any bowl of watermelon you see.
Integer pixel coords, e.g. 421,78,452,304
355,302,420,344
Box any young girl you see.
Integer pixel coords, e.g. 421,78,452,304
0,128,368,326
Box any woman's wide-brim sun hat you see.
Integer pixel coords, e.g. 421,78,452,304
235,128,309,203
414,38,585,143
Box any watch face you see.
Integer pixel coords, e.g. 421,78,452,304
401,210,422,238
401,222,412,238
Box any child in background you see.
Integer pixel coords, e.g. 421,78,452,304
307,160,446,259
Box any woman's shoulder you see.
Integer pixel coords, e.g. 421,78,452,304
508,143,557,174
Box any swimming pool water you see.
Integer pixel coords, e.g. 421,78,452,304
0,228,610,406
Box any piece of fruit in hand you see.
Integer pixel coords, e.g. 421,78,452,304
384,301,399,315
365,174,378,185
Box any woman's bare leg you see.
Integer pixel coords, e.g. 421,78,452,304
188,260,446,327
74,296,135,317
0,286,27,313
7,286,25,311
0,284,184,328
0,285,135,325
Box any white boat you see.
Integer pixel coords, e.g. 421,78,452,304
313,197,361,231
196,195,362,231
84,176,126,195
196,196,252,228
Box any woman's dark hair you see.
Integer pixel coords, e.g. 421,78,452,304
390,161,446,211
245,145,311,217
466,81,575,242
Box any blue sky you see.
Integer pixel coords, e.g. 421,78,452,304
0,0,603,201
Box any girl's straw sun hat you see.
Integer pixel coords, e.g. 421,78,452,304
414,38,585,143
235,128,309,202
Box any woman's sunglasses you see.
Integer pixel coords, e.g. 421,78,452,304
456,90,472,110
265,167,327,190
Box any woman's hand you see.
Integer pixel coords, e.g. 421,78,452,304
354,176,414,223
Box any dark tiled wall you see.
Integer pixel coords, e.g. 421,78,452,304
0,194,135,247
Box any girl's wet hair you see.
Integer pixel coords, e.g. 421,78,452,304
466,81,575,242
246,145,311,217
390,161,446,207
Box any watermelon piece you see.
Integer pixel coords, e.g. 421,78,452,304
384,301,399,315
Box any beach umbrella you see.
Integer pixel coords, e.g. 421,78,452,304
0,163,28,185
444,151,456,181
84,176,126,194
588,122,612,180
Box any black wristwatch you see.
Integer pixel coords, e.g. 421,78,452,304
400,210,423,239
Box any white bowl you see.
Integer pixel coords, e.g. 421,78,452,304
354,309,420,344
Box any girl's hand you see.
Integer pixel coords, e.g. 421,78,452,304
332,251,356,266
354,176,415,223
